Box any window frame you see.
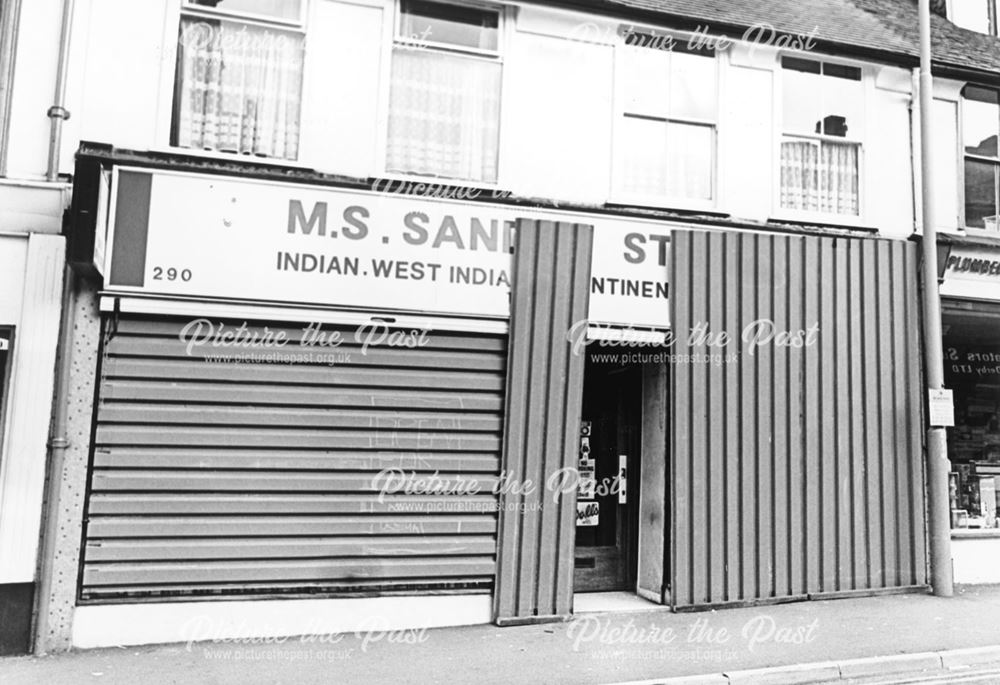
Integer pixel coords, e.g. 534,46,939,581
608,29,722,212
377,0,509,188
960,84,1000,232
772,53,869,227
167,0,310,162
181,0,307,30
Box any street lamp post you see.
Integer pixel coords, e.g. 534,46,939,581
918,0,954,597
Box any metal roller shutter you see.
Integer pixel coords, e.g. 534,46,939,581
79,315,506,601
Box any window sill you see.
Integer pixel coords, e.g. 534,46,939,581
377,170,506,194
149,145,316,172
606,193,718,216
769,209,872,231
964,227,1000,240
952,528,1000,539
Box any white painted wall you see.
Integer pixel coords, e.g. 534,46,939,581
503,9,615,205
952,535,1000,584
58,0,176,176
0,236,29,324
867,83,915,239
4,0,63,179
299,0,385,177
721,51,774,223
931,98,962,233
73,594,491,649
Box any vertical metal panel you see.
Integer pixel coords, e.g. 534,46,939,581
493,219,592,625
672,231,692,605
723,234,742,603
79,316,507,599
670,230,927,609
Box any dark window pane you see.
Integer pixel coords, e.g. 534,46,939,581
781,56,821,73
187,0,302,21
400,0,499,51
964,87,1000,158
966,86,1000,105
964,159,999,228
823,62,862,81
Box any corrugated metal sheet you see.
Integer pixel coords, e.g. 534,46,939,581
79,316,506,600
494,219,593,624
670,230,927,609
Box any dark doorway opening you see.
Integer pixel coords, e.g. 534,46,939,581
573,354,642,592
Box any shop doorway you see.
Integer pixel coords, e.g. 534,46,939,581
573,355,642,592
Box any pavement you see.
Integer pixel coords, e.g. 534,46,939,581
4,585,1000,684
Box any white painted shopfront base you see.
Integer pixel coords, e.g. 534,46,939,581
72,594,492,649
952,532,1000,584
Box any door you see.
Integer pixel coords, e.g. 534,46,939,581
574,356,641,592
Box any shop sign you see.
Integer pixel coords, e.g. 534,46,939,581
103,168,670,327
940,247,1000,301
944,347,1000,381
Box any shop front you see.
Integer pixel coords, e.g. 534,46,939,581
57,149,675,647
49,146,933,648
938,241,1000,582
0,198,64,655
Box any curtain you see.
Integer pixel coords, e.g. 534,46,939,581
175,19,304,160
387,48,501,183
665,122,713,201
620,118,713,201
781,139,859,215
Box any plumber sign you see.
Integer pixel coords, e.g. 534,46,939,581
103,167,671,327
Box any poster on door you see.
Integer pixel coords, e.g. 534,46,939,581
577,501,600,527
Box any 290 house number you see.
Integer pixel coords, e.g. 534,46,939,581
152,267,193,282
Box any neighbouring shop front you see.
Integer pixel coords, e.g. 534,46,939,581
938,241,1000,583
0,219,64,656
57,148,931,647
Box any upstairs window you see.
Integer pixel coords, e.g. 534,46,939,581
386,0,503,183
780,57,863,217
951,0,998,36
614,37,717,204
963,86,1000,230
172,0,306,161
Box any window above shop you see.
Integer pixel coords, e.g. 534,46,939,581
170,0,307,161
778,56,864,219
950,0,998,37
963,86,1000,231
611,36,718,208
385,0,504,184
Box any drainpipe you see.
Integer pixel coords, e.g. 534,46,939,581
917,0,954,597
31,264,76,654
45,0,75,182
